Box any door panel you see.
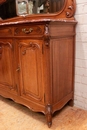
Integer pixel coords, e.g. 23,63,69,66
52,38,74,104
0,40,16,92
18,39,44,104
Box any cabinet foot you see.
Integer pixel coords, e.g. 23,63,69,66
46,104,52,128
68,99,74,107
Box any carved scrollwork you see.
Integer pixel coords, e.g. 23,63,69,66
21,42,40,55
0,41,12,48
44,24,50,47
0,41,12,59
66,0,75,18
8,28,13,35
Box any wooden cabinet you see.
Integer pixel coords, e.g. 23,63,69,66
0,0,77,127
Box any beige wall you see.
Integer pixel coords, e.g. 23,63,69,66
74,0,87,109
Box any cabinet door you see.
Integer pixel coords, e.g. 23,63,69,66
18,39,44,104
0,39,17,93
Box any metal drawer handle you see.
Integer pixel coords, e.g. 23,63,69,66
22,28,33,34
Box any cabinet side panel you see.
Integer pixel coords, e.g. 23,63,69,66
52,38,74,104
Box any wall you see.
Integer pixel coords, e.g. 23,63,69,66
74,0,87,109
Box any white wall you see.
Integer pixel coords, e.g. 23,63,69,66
74,0,87,109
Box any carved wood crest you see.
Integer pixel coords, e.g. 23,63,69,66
65,0,76,18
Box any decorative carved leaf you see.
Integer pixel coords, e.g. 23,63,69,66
21,42,40,55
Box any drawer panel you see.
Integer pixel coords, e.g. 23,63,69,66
0,27,13,37
49,24,74,37
14,25,44,36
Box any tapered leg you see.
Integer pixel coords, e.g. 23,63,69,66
45,104,52,128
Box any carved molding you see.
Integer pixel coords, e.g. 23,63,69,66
44,24,50,47
65,0,75,18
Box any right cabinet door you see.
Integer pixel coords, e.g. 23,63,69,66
17,39,44,105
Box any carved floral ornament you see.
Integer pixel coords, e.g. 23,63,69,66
65,0,76,18
19,42,40,55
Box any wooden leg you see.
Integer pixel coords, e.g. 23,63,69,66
45,104,52,128
68,99,74,107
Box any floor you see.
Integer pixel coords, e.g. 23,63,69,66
0,96,87,130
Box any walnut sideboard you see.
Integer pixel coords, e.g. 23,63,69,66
0,0,77,127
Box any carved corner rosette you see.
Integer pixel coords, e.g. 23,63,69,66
44,24,50,47
65,0,76,18
45,104,52,128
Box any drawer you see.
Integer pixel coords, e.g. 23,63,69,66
14,25,44,36
0,27,13,37
49,24,74,37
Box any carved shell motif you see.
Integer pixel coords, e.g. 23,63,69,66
66,0,75,18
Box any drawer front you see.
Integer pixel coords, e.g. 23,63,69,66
0,27,13,37
49,24,75,37
14,25,44,36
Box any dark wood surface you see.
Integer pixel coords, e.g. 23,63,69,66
0,0,77,127
0,0,6,4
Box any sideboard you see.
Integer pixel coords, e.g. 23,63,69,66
0,0,77,127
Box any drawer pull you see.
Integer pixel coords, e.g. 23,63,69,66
22,28,33,34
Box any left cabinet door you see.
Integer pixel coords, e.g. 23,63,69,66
0,39,17,93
